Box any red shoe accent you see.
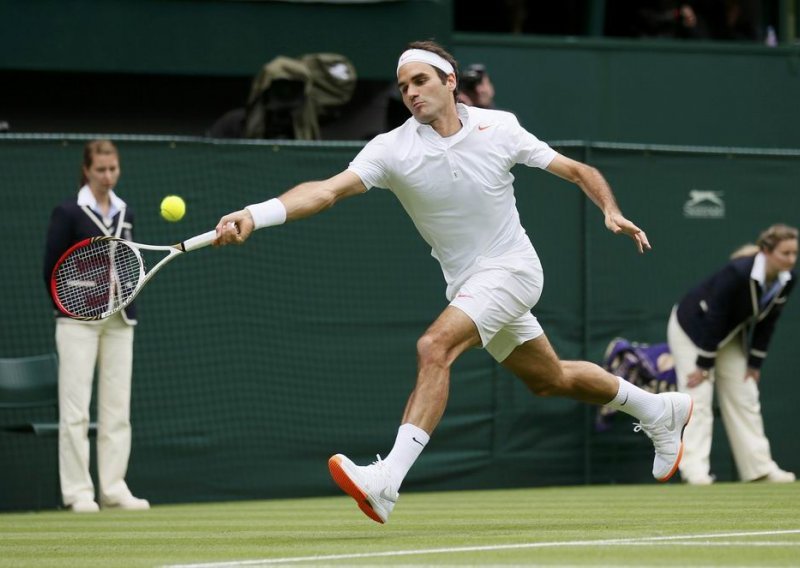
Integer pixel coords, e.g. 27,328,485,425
328,455,384,524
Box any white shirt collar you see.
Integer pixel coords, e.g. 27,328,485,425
751,251,792,287
77,185,126,218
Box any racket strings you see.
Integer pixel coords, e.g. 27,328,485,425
54,239,144,319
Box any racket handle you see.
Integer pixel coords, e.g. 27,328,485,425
182,229,218,252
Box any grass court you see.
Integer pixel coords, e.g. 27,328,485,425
1,481,798,567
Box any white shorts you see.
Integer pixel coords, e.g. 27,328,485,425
448,253,545,362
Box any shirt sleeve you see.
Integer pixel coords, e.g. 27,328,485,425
691,264,746,369
505,114,557,169
347,135,391,191
43,204,73,291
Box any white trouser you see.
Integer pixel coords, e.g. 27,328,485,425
667,309,778,482
56,313,135,505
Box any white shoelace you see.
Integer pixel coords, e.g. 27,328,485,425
371,455,392,475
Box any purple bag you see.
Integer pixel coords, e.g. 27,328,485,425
596,337,677,431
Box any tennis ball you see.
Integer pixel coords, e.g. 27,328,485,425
160,195,186,222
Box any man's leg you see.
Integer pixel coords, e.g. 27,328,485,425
501,333,693,482
400,306,482,431
501,333,616,402
502,334,660,414
329,306,480,523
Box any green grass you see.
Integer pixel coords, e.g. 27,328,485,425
1,482,798,567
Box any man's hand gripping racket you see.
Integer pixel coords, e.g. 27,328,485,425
215,209,255,246
50,229,220,321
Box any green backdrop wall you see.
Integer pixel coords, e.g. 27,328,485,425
1,136,799,511
0,0,452,80
453,35,800,148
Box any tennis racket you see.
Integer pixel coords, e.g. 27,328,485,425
50,229,218,321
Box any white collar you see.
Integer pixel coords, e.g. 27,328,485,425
77,185,126,217
751,251,792,287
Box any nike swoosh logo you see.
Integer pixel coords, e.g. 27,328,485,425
478,124,491,131
412,436,425,447
665,402,676,430
620,393,629,406
379,488,398,503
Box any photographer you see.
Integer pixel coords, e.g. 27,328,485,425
457,63,496,109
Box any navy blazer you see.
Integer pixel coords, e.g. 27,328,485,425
43,198,137,322
676,255,794,370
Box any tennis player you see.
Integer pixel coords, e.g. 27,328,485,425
215,41,693,524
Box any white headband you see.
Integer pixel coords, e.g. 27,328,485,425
396,49,454,76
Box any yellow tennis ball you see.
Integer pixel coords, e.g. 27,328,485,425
160,195,186,222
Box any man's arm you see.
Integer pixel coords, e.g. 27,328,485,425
546,153,651,254
214,170,367,245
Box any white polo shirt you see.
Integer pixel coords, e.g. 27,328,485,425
348,103,556,289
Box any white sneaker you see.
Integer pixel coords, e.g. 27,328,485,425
758,469,796,483
101,496,150,510
69,500,99,513
633,392,694,482
328,453,398,524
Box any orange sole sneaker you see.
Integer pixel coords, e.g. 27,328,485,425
328,454,385,524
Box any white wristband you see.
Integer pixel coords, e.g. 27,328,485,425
245,198,287,230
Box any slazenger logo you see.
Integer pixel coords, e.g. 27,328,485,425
683,190,725,219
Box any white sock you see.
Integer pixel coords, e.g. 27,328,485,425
606,376,666,424
383,423,429,489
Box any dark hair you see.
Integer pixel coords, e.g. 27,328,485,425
80,139,118,187
404,40,460,102
458,63,487,94
757,223,799,252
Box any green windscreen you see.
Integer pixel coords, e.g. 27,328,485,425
2,136,799,510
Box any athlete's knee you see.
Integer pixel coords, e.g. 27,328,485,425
527,374,567,397
516,364,567,397
504,342,566,396
416,332,451,370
